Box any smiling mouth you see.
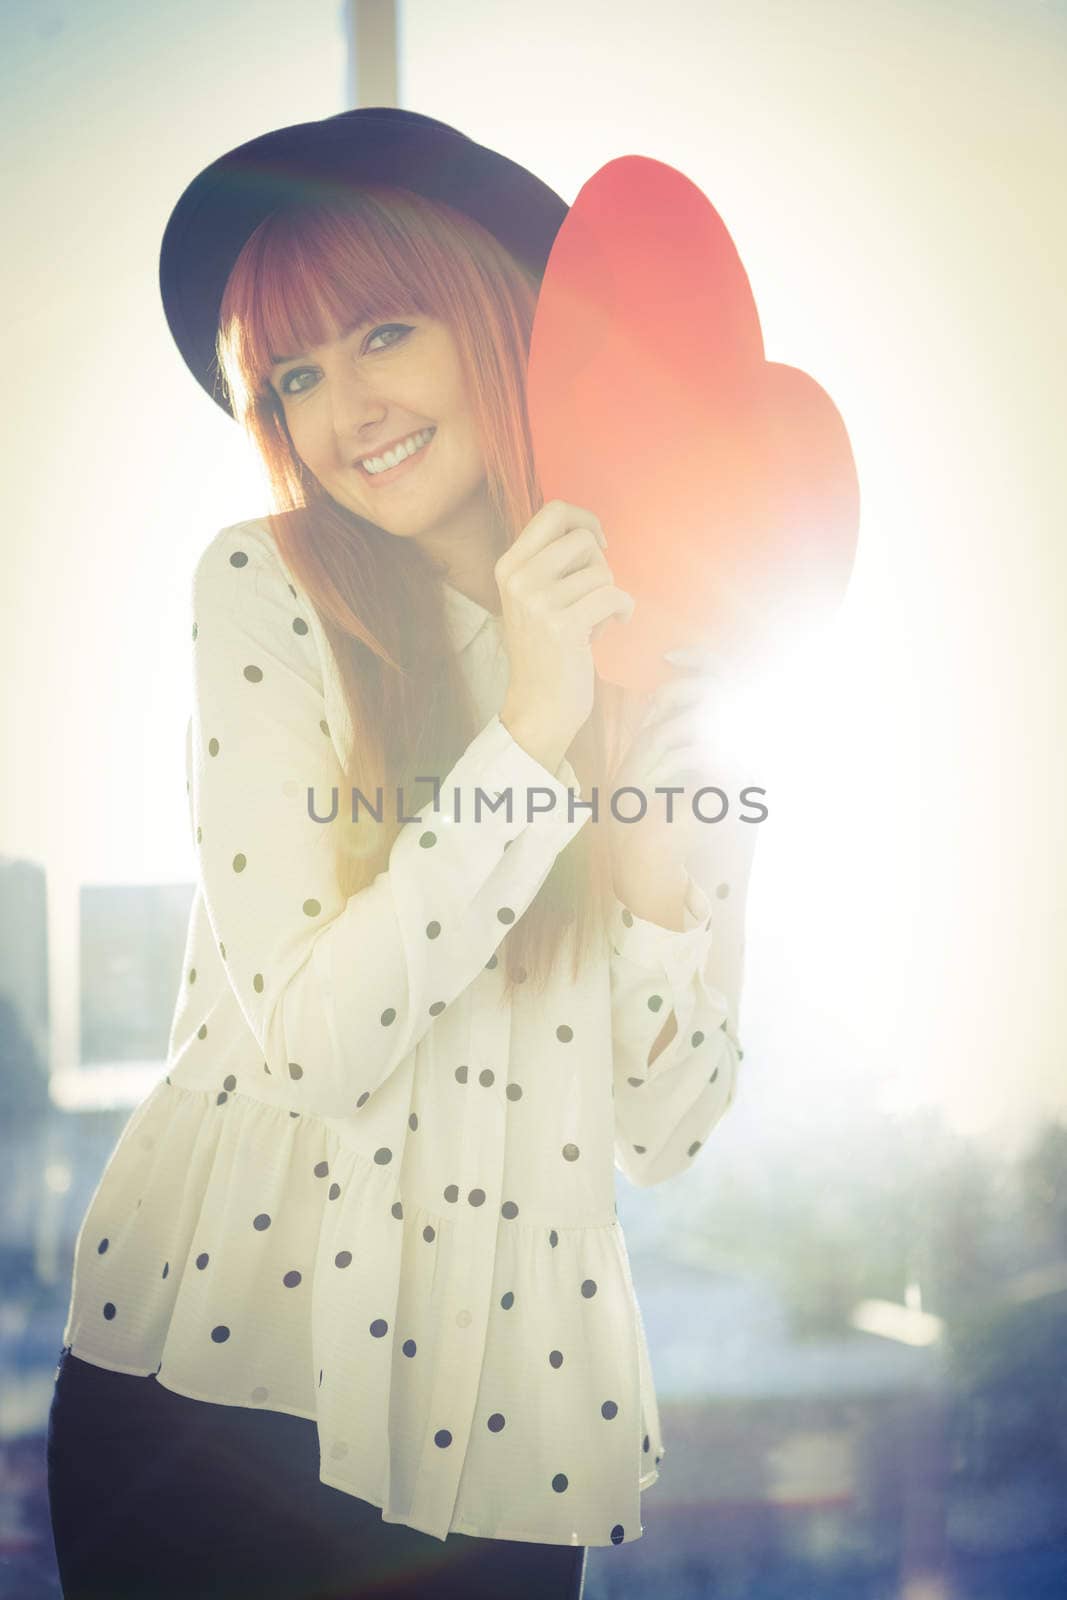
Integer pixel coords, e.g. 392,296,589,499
355,427,436,483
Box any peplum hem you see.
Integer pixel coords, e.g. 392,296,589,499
62,1079,666,1547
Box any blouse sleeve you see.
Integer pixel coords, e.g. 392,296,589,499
610,865,748,1189
190,525,591,1119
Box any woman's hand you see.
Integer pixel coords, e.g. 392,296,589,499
496,500,635,771
607,646,722,922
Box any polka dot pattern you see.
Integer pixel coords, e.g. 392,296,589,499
61,527,747,1551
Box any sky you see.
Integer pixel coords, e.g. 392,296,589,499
2,0,1065,1148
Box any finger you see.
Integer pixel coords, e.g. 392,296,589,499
620,713,713,787
497,500,606,580
569,584,636,638
641,676,715,726
517,526,609,597
662,646,729,684
637,713,713,776
591,614,634,643
647,744,714,786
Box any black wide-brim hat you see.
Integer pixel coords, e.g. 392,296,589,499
159,107,569,420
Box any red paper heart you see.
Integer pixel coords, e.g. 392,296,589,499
527,156,860,693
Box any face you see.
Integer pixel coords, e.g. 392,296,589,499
269,314,494,556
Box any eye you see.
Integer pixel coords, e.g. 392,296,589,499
278,367,317,397
277,324,413,397
365,322,412,352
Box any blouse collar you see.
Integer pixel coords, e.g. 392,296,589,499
441,579,500,653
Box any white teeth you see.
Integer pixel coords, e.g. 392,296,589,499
361,427,434,475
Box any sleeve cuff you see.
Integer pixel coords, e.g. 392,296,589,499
420,712,592,852
611,872,714,988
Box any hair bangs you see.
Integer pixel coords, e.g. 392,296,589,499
218,194,451,420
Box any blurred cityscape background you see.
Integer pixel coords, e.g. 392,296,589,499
3,2,1066,1596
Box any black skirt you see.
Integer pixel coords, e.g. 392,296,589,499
47,1348,588,1600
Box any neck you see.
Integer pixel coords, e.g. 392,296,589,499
440,571,502,615
414,486,505,616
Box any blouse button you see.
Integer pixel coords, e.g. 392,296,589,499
456,1309,472,1328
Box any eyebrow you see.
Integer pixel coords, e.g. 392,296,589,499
269,318,370,369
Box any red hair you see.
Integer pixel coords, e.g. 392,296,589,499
215,186,625,998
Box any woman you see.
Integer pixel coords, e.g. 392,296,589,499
47,108,750,1600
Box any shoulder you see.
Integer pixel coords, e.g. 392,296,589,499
191,516,292,602
189,515,332,696
191,517,318,638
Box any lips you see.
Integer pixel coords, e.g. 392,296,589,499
355,427,436,482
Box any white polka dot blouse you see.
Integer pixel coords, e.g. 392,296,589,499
61,517,747,1548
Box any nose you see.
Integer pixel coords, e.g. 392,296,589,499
327,357,386,450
